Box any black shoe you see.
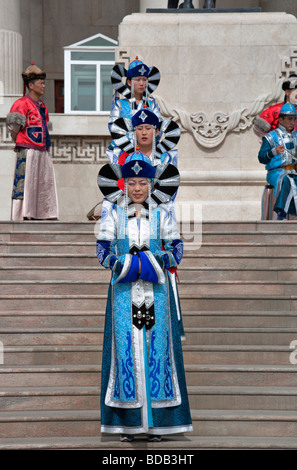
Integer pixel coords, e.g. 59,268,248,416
120,434,134,442
147,434,162,442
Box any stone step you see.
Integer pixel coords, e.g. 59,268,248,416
189,386,297,410
0,328,103,346
183,328,297,346
200,221,297,232
0,386,100,411
0,293,107,311
1,326,296,347
201,231,297,244
184,278,297,296
2,261,297,283
192,243,297,256
3,279,297,296
0,266,109,281
0,253,99,268
1,220,296,233
0,409,101,439
0,241,96,255
1,434,297,450
3,240,297,257
6,265,297,282
3,228,297,245
0,221,96,232
179,294,297,311
0,365,100,387
2,343,292,366
182,345,293,365
1,364,297,388
1,293,296,312
183,310,297,328
180,267,297,282
0,231,97,243
2,345,102,365
1,384,297,414
186,364,297,387
4,266,297,286
4,252,297,269
1,309,297,330
2,408,297,439
0,311,105,328
183,254,297,269
2,266,297,283
0,229,199,245
192,410,297,438
0,280,110,295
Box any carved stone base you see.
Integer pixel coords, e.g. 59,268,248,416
146,8,262,13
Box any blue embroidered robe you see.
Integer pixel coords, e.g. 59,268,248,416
258,125,297,216
96,201,192,435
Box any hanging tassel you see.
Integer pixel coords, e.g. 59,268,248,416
131,79,135,110
144,84,148,105
148,181,154,238
124,179,129,238
151,128,156,164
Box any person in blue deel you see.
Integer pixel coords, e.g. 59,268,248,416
258,103,297,220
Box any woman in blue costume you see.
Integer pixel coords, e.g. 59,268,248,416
96,152,192,441
109,57,162,133
258,103,297,220
107,108,180,168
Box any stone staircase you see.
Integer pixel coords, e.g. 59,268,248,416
1,220,297,449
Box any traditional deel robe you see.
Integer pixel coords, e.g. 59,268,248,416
96,199,192,435
258,124,297,216
8,94,51,151
107,109,180,170
6,94,58,220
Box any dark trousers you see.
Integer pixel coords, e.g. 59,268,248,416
167,0,179,7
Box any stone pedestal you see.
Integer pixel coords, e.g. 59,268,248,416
117,12,297,220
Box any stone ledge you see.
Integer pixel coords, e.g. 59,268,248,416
147,8,262,14
49,114,109,136
180,169,266,186
122,11,296,25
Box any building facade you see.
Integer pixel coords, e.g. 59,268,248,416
0,0,296,221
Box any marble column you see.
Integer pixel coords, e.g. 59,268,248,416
0,0,22,220
0,0,22,105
